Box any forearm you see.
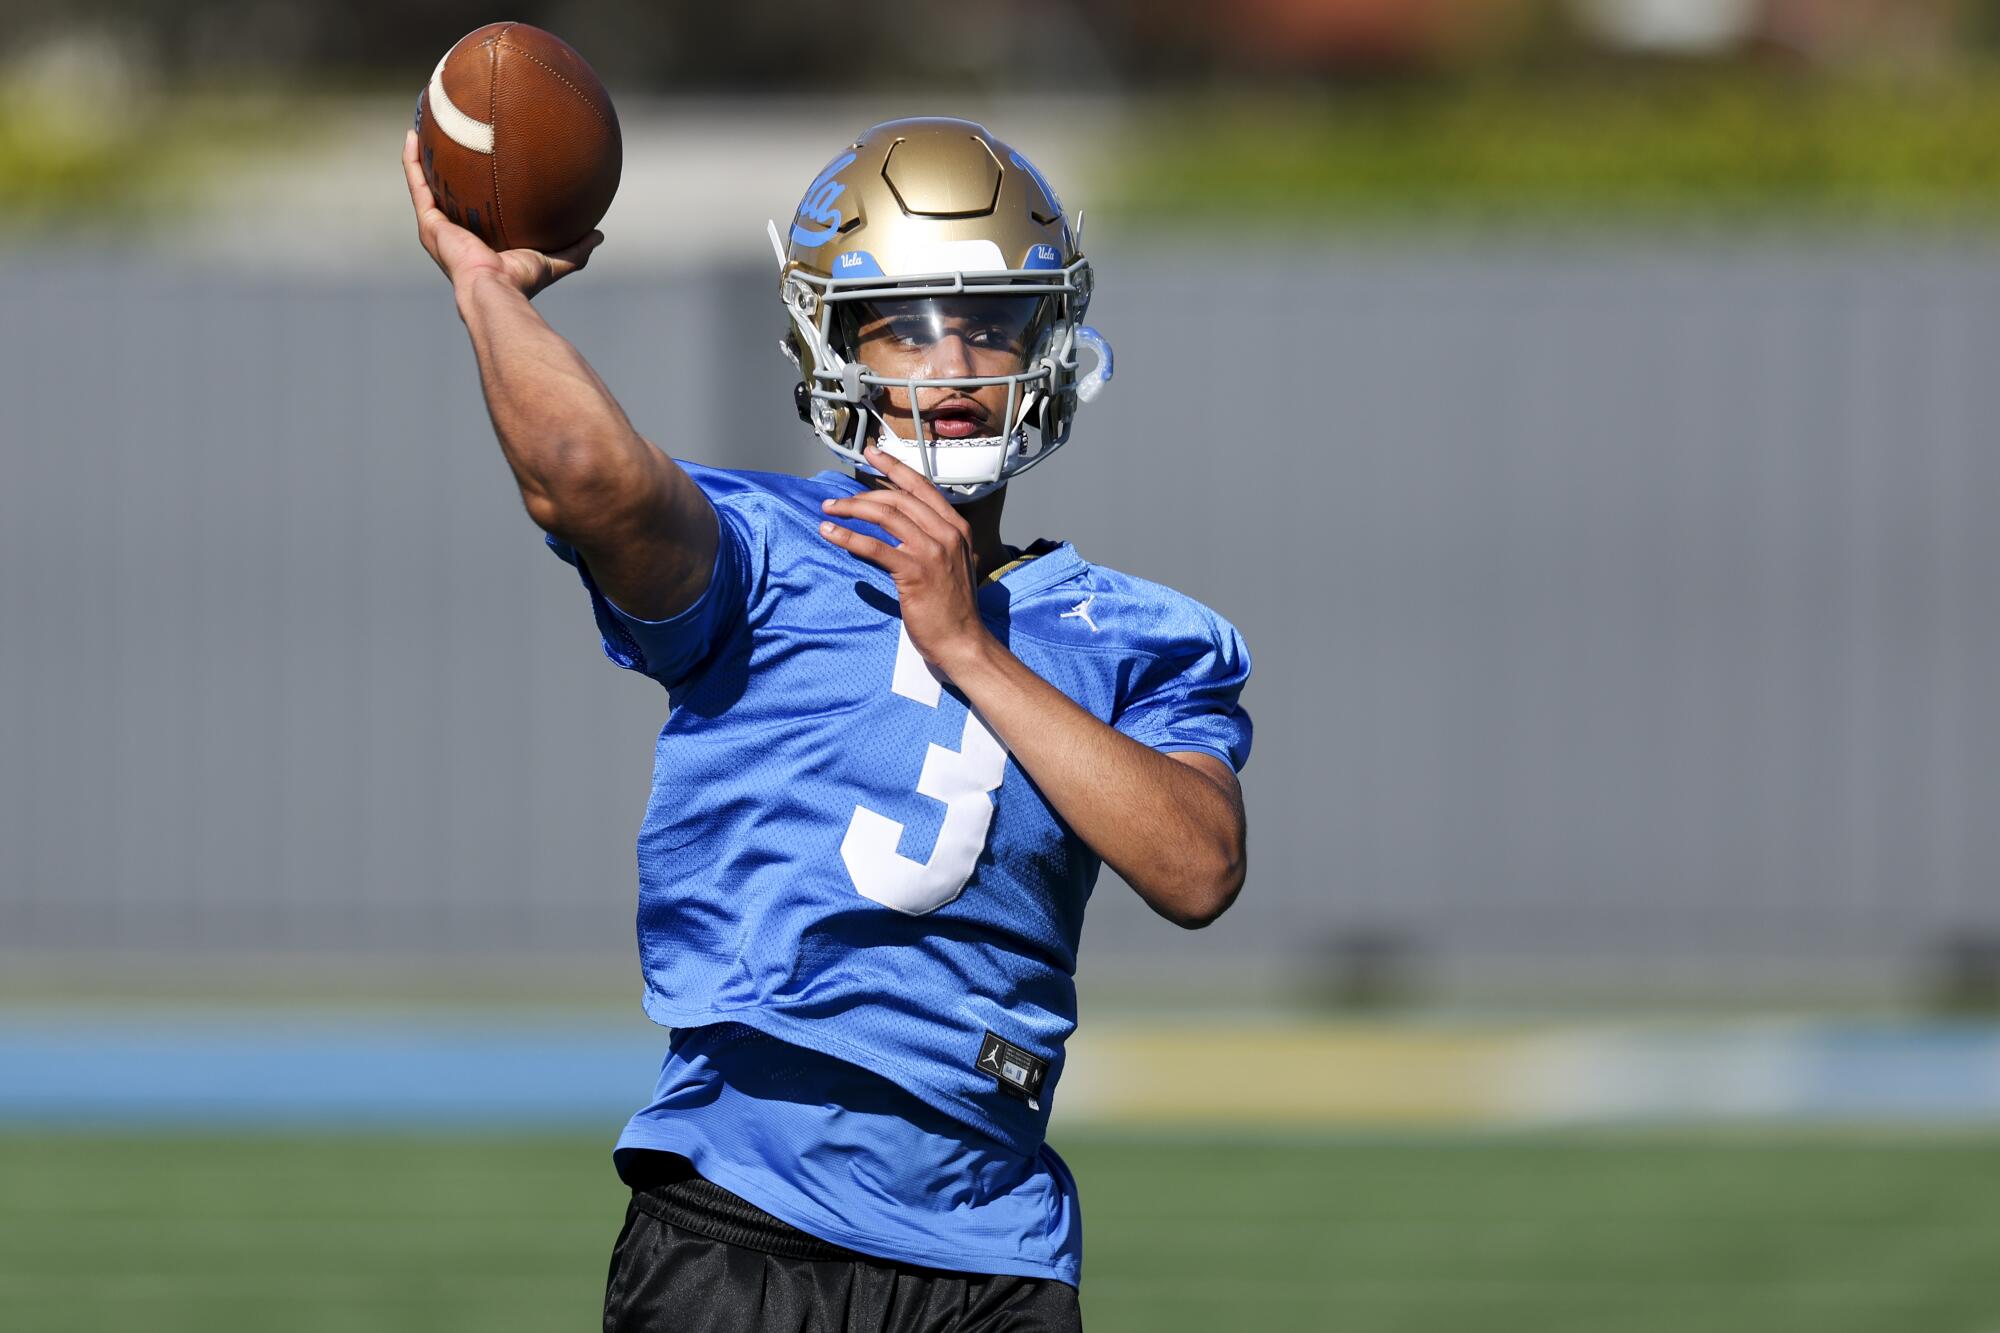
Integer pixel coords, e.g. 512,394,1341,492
942,635,1246,928
453,268,654,533
451,268,715,617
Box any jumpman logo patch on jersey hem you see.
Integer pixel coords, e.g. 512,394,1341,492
976,1031,1048,1110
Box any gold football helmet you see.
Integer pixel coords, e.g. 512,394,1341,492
770,117,1112,501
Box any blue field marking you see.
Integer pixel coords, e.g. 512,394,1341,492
1794,1023,2000,1118
0,1012,666,1129
8,1014,2000,1129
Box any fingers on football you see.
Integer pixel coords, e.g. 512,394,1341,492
403,130,437,218
543,231,603,274
403,134,457,268
862,446,968,529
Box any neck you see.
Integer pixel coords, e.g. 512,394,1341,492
959,485,1012,580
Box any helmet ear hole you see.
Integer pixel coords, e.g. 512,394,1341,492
1036,393,1071,445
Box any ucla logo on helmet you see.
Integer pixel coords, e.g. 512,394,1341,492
831,250,885,279
793,152,858,247
833,250,884,278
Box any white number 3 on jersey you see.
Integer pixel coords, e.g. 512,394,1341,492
840,624,1009,915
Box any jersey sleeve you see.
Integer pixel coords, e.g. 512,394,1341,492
1112,615,1254,772
543,468,767,692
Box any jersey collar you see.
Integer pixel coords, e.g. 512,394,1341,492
981,541,1083,601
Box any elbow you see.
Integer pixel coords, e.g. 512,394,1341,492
1159,840,1246,931
522,485,567,535
1148,758,1248,930
522,445,650,540
1173,865,1244,931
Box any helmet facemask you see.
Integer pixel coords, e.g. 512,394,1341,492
784,260,1094,503
840,294,1050,497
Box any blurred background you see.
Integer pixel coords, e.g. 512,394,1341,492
6,1,2000,1330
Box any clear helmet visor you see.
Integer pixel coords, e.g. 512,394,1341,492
840,294,1048,375
835,294,1051,441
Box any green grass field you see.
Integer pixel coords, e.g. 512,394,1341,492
5,1130,1999,1333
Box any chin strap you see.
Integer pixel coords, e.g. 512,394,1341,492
870,422,1026,502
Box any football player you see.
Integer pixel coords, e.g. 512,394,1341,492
403,116,1251,1333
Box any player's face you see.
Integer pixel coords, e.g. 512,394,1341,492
845,296,1046,443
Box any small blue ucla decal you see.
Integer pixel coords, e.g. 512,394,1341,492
792,152,858,247
1023,243,1060,271
834,250,884,278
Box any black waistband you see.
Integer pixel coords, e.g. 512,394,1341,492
626,1152,872,1265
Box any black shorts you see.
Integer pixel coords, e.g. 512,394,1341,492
603,1153,1082,1333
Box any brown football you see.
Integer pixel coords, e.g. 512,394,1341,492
414,22,621,254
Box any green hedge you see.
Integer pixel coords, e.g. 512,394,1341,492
10,70,2000,232
1111,69,2000,231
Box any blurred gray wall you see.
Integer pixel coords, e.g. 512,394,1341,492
3,245,1995,997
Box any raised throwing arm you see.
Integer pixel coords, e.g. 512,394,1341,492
403,130,714,619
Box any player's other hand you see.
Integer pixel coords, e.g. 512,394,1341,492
403,129,600,299
819,446,994,675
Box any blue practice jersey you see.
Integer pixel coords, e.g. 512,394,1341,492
549,463,1251,1283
